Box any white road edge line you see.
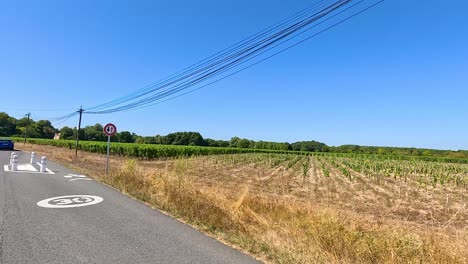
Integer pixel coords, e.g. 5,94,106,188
69,178,93,182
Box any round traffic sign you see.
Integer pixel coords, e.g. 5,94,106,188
103,123,117,136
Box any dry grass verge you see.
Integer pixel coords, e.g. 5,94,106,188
19,143,468,263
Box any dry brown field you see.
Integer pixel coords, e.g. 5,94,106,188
18,143,468,264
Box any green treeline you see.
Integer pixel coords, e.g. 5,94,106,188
0,112,56,139
125,133,328,153
330,145,468,159
0,112,466,159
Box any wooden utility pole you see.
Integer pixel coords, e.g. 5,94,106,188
23,113,30,145
75,107,84,155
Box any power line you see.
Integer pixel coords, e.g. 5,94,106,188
50,112,79,122
116,0,385,113
0,107,76,112
53,113,79,125
85,0,336,112
85,0,344,112
85,0,383,114
84,0,356,113
52,0,383,120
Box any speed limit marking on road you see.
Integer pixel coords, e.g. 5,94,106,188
37,195,103,208
103,123,117,136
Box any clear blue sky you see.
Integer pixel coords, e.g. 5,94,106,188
1,0,467,150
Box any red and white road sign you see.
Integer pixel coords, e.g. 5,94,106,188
103,123,117,136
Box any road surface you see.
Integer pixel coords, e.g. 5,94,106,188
0,150,260,264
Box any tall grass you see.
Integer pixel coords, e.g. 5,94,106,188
99,160,465,264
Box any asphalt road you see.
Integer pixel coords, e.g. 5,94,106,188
0,150,260,264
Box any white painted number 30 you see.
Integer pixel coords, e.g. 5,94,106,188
37,195,103,208
52,197,93,205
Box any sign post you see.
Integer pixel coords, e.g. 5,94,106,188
103,123,117,175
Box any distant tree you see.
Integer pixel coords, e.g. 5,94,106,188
205,139,229,147
448,151,467,158
92,124,105,141
161,132,205,146
134,136,145,144
254,141,291,151
0,112,18,136
117,131,135,143
229,137,241,148
238,139,252,148
153,135,163,144
34,120,56,139
144,136,156,144
15,117,36,138
188,132,205,146
60,126,74,140
16,117,31,127
84,128,100,141
78,123,107,141
291,141,328,152
216,140,230,147
422,150,432,156
205,138,216,147
73,127,85,140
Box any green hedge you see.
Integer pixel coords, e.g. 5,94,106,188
14,138,468,164
14,138,311,159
